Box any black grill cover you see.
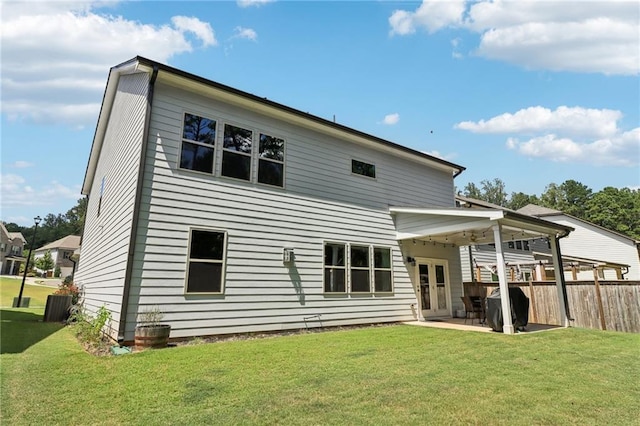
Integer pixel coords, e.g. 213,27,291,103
485,287,529,332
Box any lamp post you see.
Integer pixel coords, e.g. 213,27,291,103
17,216,42,308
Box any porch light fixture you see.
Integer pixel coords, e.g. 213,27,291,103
406,257,416,266
283,248,294,264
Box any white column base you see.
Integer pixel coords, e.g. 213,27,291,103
502,324,515,335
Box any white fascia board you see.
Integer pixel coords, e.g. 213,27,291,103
389,207,505,220
81,60,149,195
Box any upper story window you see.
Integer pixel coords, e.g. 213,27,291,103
180,113,217,174
179,113,286,188
11,246,21,255
352,159,376,178
222,124,253,181
185,229,227,294
258,133,285,187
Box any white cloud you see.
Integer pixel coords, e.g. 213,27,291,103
389,1,639,75
382,113,400,125
423,150,457,161
389,0,466,35
456,106,622,138
237,0,274,8
171,16,217,47
0,174,80,208
457,106,639,166
11,161,35,169
233,26,258,41
1,2,217,127
506,128,640,166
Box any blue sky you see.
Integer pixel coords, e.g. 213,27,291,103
1,0,639,226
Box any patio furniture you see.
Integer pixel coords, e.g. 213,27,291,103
461,296,484,325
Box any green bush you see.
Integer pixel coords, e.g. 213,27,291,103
54,266,61,278
69,305,112,349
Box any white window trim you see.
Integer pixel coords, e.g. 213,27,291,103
323,242,394,294
184,227,228,295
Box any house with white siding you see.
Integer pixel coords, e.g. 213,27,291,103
75,57,573,341
34,234,81,278
457,197,639,281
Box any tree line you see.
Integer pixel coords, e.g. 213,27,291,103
460,178,640,240
4,198,87,250
4,179,639,250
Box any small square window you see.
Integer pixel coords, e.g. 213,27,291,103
351,159,375,178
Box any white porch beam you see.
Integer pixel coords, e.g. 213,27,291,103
493,224,515,334
550,235,569,327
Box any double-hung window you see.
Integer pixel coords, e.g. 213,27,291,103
373,247,392,292
180,113,217,174
324,243,346,293
258,133,285,187
185,229,227,294
222,124,253,181
350,245,370,292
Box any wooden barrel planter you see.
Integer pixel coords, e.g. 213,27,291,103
134,324,171,349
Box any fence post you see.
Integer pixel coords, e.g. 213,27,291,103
592,268,606,331
528,279,538,323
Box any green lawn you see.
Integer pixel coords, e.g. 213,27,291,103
0,277,56,308
1,312,639,425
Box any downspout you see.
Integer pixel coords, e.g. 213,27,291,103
554,232,573,321
117,65,159,344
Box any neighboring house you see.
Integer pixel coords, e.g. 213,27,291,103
75,57,571,341
34,235,81,278
0,223,26,275
457,196,640,281
517,204,640,280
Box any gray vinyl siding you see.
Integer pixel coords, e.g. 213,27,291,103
121,80,457,340
75,72,149,337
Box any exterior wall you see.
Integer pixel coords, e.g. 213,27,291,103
122,80,458,340
548,215,640,280
34,248,76,277
75,72,150,337
1,235,25,275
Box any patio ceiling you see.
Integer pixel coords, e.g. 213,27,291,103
390,207,573,246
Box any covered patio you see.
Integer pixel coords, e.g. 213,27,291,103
391,206,574,334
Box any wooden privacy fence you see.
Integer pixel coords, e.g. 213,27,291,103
463,280,640,333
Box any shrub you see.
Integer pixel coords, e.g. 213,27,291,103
55,281,81,305
54,266,61,278
63,275,73,285
69,305,112,350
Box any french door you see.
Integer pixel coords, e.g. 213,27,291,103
416,259,450,318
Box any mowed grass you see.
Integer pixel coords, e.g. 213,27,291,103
0,276,56,307
1,313,638,426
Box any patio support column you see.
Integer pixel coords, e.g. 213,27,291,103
492,224,514,334
550,234,569,327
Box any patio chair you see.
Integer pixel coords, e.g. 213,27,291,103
461,296,484,325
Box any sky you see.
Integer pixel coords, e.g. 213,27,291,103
1,0,639,226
